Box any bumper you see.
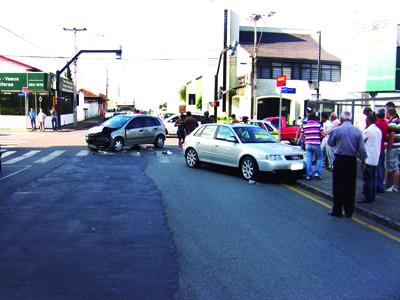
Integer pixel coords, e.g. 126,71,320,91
257,159,305,173
86,135,112,150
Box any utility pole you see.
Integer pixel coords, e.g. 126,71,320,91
63,27,87,128
105,69,109,110
316,31,322,115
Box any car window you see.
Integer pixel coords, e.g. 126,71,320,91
233,126,276,143
270,119,279,128
144,117,159,127
194,126,205,137
103,115,131,128
265,123,274,131
127,117,145,129
198,125,217,139
216,126,234,141
168,116,178,123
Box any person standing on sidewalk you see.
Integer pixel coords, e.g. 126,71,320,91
175,114,186,150
301,112,324,180
201,111,212,124
50,107,58,131
28,108,37,131
320,112,332,170
375,108,388,193
359,113,382,203
328,111,366,218
37,108,46,132
384,107,400,192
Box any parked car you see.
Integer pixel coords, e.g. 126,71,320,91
105,108,116,119
86,115,166,152
247,119,279,140
163,112,204,136
264,117,300,144
183,124,305,181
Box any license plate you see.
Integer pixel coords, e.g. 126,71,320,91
290,163,304,170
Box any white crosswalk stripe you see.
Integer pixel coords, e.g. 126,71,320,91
76,150,90,156
3,150,41,165
34,150,66,163
1,151,16,158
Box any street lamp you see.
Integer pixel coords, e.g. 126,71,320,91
214,40,238,121
249,11,276,119
55,48,122,127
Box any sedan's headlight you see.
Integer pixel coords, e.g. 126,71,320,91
266,154,283,160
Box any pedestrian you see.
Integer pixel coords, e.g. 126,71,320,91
175,114,186,150
328,111,367,218
383,107,399,192
28,108,37,131
385,101,399,118
295,107,313,151
325,112,341,169
375,108,389,193
183,111,198,135
50,107,58,131
363,107,372,129
37,108,46,132
241,116,249,124
359,113,382,203
231,114,240,124
301,112,324,180
201,111,212,124
320,112,332,169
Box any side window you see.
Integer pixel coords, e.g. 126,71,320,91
168,116,178,123
144,117,158,127
127,118,145,129
265,123,274,131
216,126,234,141
194,126,205,137
199,125,217,139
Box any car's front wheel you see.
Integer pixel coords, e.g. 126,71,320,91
240,156,258,180
185,148,199,168
112,138,124,152
154,134,165,149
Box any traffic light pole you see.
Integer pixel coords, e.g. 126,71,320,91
214,51,225,121
55,48,122,128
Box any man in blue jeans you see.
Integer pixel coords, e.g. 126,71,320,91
301,112,324,180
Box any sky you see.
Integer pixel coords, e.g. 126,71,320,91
0,0,398,110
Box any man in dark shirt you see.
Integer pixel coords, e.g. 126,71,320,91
183,111,198,135
201,111,212,124
328,111,366,218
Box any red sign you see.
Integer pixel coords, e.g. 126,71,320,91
54,97,58,104
276,75,286,87
22,87,29,94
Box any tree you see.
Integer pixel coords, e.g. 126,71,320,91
179,85,186,103
196,96,202,110
64,64,72,81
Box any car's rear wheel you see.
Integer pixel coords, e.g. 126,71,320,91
112,138,124,152
240,156,258,180
154,134,165,149
185,148,199,168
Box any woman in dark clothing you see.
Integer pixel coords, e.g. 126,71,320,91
175,114,186,150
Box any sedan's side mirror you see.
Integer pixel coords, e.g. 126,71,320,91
226,136,237,143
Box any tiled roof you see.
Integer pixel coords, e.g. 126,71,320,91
79,88,98,97
239,31,340,62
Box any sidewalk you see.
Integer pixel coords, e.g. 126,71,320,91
296,168,400,231
60,117,102,131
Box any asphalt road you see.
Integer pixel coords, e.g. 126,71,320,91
1,131,399,299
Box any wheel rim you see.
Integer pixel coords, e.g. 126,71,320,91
114,140,123,151
242,159,254,179
157,137,164,147
186,149,197,167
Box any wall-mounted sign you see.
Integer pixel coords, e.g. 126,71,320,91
0,73,48,91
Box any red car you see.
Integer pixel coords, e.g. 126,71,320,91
264,117,300,144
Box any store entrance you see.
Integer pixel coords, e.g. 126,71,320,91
257,97,291,120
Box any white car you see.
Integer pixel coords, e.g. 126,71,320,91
105,108,116,119
163,112,204,135
183,123,306,181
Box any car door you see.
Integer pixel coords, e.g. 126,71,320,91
213,125,241,166
143,117,160,143
125,117,145,145
194,125,218,162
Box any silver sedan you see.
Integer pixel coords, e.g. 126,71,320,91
183,124,306,181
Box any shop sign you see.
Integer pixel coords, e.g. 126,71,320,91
0,73,47,91
60,77,74,93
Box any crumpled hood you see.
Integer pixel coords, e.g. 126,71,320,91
87,126,120,135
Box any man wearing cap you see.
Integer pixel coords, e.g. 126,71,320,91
328,111,366,218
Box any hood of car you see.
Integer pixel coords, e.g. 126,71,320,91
87,125,120,135
244,142,304,155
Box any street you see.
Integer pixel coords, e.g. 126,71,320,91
1,130,399,299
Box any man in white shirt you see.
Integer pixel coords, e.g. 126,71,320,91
325,112,341,170
321,112,332,169
359,114,382,203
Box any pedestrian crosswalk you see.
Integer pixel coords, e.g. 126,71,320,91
1,149,90,165
3,150,41,165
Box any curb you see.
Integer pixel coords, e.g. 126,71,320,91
296,181,400,232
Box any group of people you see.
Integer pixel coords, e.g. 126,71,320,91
28,107,59,132
298,102,399,218
174,111,212,149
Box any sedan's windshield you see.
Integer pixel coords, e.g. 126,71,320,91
103,115,132,128
233,126,277,143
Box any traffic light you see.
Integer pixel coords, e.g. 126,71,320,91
213,101,220,107
218,87,224,99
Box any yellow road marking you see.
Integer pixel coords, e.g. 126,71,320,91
283,184,400,243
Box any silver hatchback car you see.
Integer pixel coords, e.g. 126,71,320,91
184,124,305,181
86,115,166,152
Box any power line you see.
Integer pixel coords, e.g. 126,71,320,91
0,24,52,53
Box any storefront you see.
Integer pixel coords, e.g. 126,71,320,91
0,72,73,129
